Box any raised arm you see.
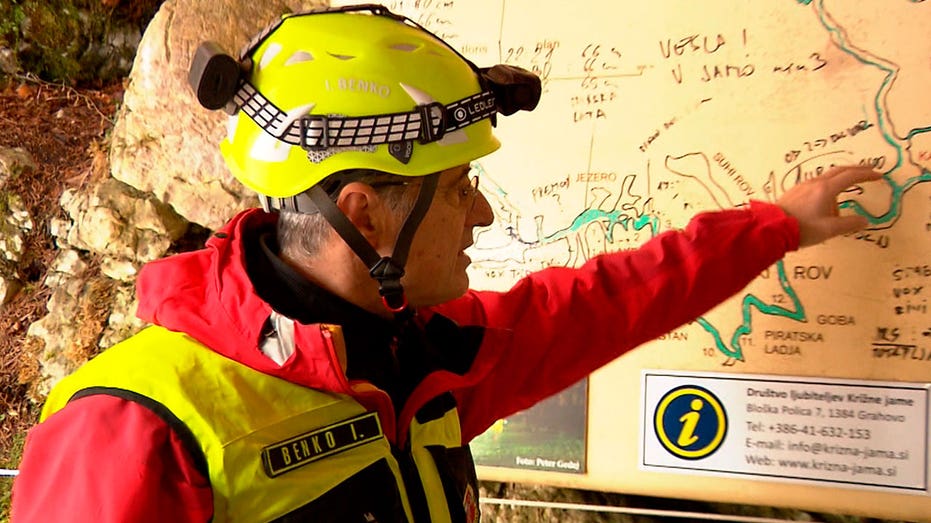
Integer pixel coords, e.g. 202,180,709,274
441,165,882,441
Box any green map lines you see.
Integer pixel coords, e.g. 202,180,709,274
813,0,931,225
696,0,930,362
696,261,806,363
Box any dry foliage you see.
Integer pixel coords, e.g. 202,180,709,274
0,73,123,474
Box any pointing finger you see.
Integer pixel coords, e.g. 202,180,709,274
824,166,883,193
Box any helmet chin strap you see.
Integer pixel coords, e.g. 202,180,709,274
306,172,440,320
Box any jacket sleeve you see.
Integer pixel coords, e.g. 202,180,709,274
12,394,213,523
436,201,799,442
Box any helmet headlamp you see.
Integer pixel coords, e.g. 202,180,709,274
479,64,542,116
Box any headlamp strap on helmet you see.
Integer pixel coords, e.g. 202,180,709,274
192,54,538,155
228,78,498,156
201,57,536,156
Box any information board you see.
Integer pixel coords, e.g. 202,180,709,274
642,372,928,494
327,1,931,519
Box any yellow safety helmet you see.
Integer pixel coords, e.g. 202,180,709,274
189,5,540,315
190,5,539,200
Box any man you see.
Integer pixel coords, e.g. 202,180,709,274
12,5,882,522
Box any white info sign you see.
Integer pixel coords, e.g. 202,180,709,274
641,371,930,493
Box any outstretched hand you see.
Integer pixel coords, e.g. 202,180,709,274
775,165,884,248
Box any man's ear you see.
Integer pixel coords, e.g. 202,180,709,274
336,182,394,249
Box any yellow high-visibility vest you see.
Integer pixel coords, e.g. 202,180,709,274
42,325,477,522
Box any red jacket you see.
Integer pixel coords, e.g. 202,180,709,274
12,202,797,522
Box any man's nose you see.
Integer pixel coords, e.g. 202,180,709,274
470,190,494,227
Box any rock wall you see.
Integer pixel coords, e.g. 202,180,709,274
108,0,329,229
18,0,324,394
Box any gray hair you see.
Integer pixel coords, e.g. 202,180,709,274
277,169,419,261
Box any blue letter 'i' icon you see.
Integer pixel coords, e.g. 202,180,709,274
654,386,728,460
